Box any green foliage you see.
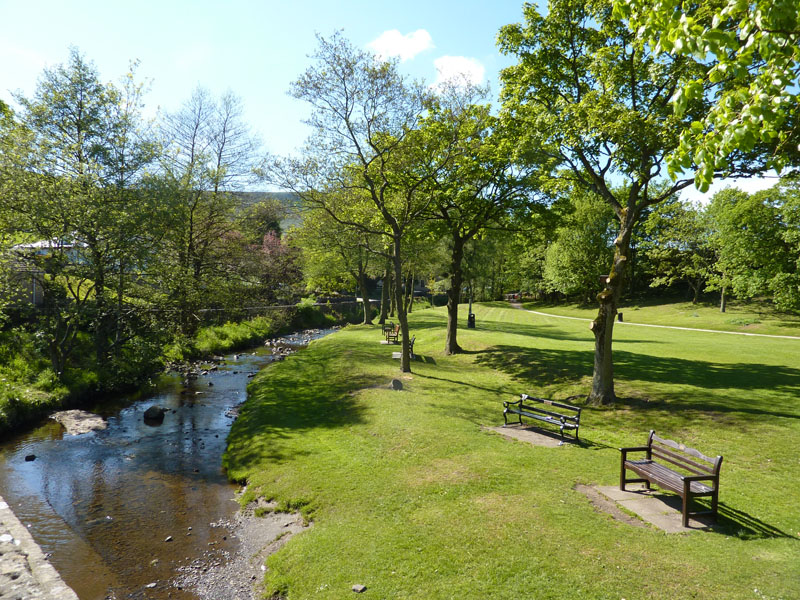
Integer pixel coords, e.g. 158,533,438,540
498,0,712,401
543,191,615,301
706,183,800,310
640,197,715,302
0,329,69,431
616,0,800,187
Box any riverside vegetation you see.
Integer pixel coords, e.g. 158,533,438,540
0,301,356,436
224,302,800,600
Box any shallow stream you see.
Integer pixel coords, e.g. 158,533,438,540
0,329,333,599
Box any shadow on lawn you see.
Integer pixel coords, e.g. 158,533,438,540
225,341,380,471
476,345,800,419
714,502,797,540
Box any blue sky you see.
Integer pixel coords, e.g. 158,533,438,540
0,0,778,199
0,0,526,157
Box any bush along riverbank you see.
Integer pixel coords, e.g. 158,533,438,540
0,300,363,436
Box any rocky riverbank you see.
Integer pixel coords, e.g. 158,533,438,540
174,499,308,599
0,494,79,600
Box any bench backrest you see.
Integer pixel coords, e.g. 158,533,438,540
520,394,581,423
647,431,723,477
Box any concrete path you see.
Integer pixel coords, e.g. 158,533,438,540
511,303,800,340
0,494,78,600
594,485,714,533
484,424,574,448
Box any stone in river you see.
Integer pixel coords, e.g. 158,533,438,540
143,405,166,423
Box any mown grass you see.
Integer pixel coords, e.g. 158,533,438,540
225,303,800,600
521,298,800,337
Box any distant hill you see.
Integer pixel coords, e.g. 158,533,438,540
233,191,303,230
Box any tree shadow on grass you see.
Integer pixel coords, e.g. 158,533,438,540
475,345,800,420
414,371,512,396
713,502,797,540
475,345,594,386
473,320,591,342
225,342,381,472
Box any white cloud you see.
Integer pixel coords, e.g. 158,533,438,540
432,55,486,88
680,170,782,205
367,29,434,62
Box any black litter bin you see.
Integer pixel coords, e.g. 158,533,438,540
467,313,476,329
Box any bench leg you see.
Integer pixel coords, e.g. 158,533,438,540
682,480,691,527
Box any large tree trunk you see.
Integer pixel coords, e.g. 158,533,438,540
445,236,465,355
589,212,635,405
378,265,390,324
392,236,411,373
720,285,727,313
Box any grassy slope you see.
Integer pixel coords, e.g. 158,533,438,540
225,304,800,600
521,298,800,337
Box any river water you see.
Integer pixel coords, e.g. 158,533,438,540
0,329,333,600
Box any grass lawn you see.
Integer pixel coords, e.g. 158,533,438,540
224,303,800,600
521,298,800,337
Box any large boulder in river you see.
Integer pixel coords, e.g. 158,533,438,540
143,405,166,424
51,410,108,435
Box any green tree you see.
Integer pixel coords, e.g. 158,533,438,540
640,197,714,303
237,197,285,243
615,0,800,188
5,48,159,371
291,196,382,325
271,33,457,372
498,0,708,403
543,190,616,302
419,85,535,354
156,87,260,331
707,185,796,310
772,181,800,312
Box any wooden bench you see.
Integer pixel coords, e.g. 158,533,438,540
620,430,722,527
392,336,415,360
385,324,400,343
502,394,581,441
382,322,395,336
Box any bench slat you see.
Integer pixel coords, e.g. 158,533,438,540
520,394,581,413
508,403,579,423
651,444,715,476
652,433,720,466
625,459,714,494
512,410,579,428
